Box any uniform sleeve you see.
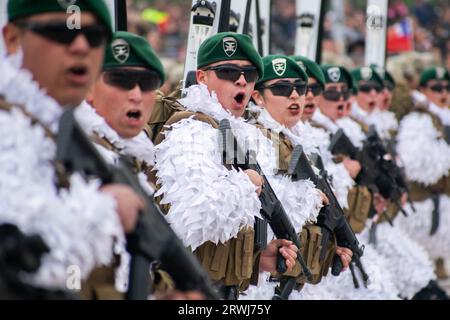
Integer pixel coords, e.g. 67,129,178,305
397,112,450,185
153,118,261,251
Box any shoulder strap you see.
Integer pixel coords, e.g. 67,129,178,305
349,116,370,134
309,119,328,131
154,110,219,145
91,132,119,153
0,96,56,140
413,105,446,136
147,90,186,142
255,123,293,172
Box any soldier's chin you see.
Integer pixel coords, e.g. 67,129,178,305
228,102,245,117
53,88,86,108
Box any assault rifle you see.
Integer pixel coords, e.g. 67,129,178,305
55,109,220,300
289,146,368,287
329,127,412,220
218,119,312,300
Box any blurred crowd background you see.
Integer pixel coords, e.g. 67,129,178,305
124,0,449,93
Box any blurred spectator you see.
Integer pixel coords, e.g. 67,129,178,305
347,39,365,67
123,0,448,78
412,0,438,29
271,0,297,54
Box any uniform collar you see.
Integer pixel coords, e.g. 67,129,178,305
75,101,155,165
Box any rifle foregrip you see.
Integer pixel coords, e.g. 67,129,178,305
331,254,344,276
272,277,297,300
276,251,287,274
125,254,151,300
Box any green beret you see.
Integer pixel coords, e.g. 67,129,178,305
197,32,263,80
351,67,384,88
384,70,395,89
290,55,325,89
8,0,112,35
256,55,308,86
321,64,356,92
103,31,166,83
419,67,450,86
370,64,396,89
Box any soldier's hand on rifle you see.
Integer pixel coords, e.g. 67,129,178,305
401,192,408,207
259,239,298,273
100,184,145,233
335,246,353,270
317,189,329,205
244,169,264,196
342,157,362,179
373,192,388,215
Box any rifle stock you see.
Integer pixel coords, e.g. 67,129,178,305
55,109,219,300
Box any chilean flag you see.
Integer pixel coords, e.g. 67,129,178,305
387,18,414,53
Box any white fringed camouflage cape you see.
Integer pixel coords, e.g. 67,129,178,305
153,84,267,251
0,55,123,290
75,101,157,293
317,110,435,298
396,102,450,275
239,105,324,300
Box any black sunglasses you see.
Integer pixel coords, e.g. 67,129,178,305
323,88,351,101
358,82,383,93
103,69,162,92
258,80,308,97
306,83,323,96
428,83,450,93
203,64,259,83
15,21,109,48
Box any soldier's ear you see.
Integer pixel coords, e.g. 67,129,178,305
3,23,23,55
196,69,207,85
251,90,265,106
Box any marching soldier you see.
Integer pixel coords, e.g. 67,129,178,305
286,60,398,299
74,30,170,299
152,32,298,299
241,54,352,300
348,65,440,299
350,67,398,141
395,67,450,291
314,64,443,299
75,30,207,300
0,0,142,294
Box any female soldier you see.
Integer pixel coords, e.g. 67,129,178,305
241,55,353,300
